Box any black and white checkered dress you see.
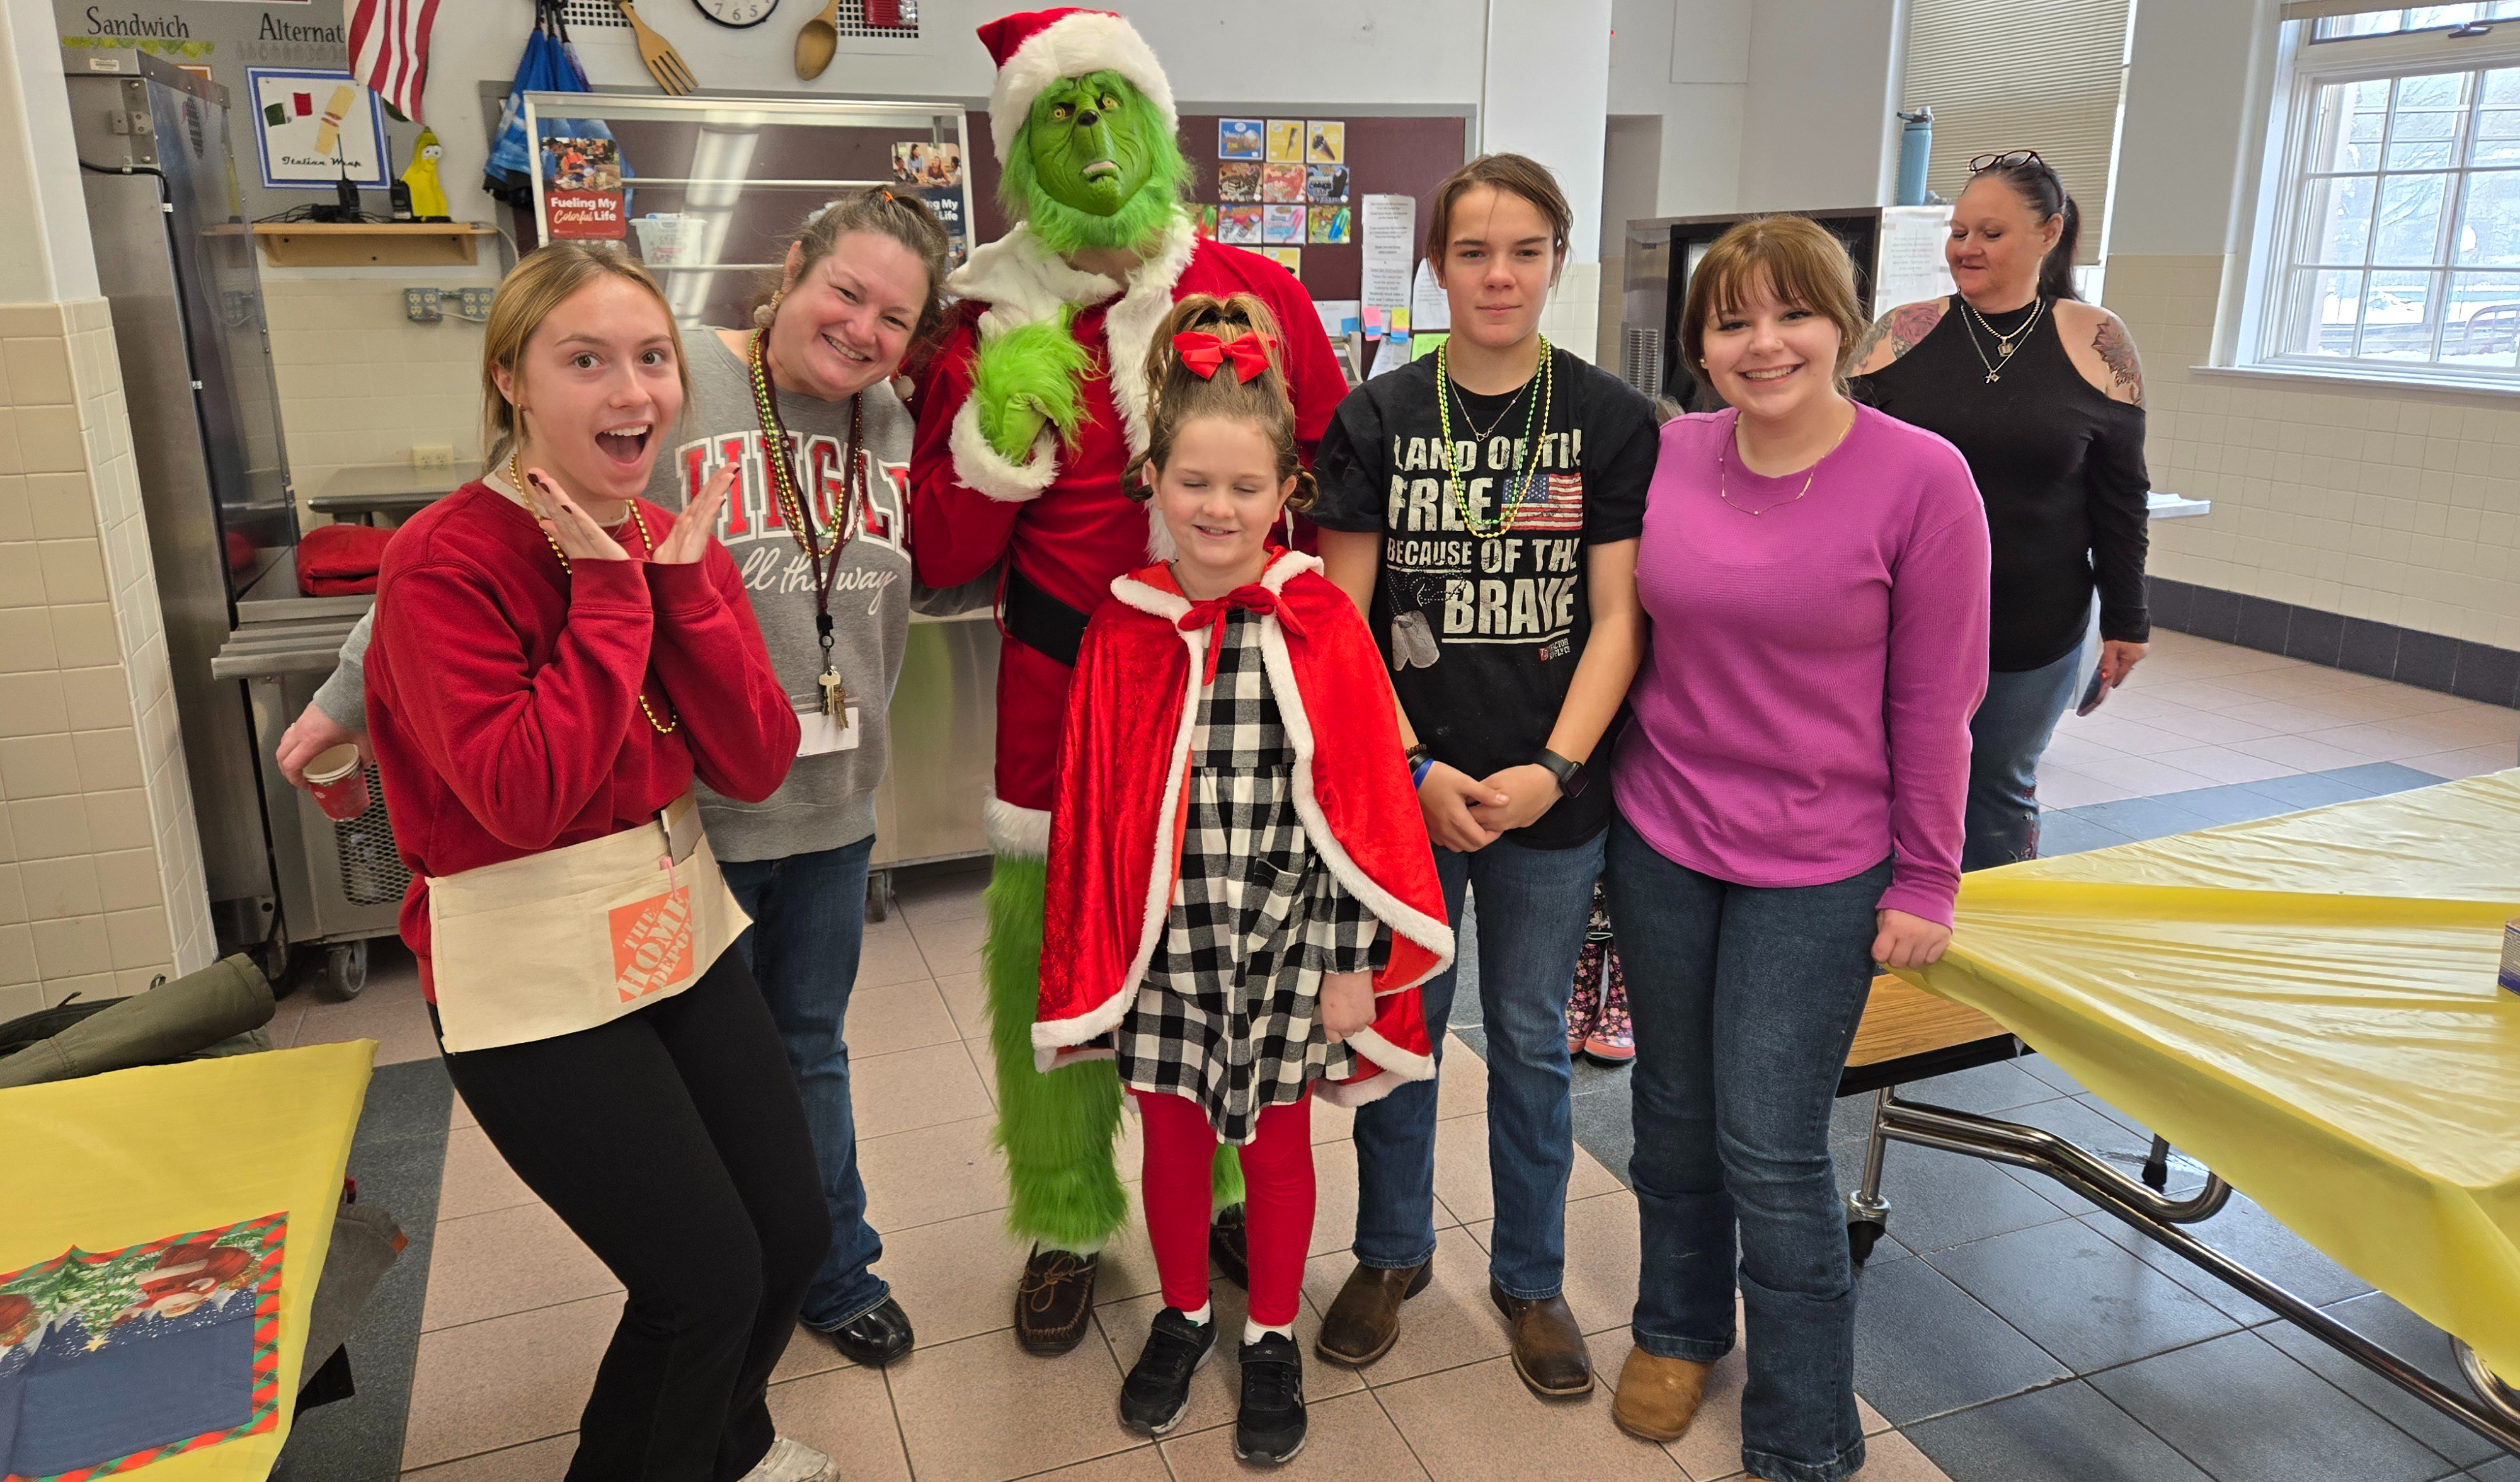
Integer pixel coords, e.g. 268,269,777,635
1116,611,1390,1144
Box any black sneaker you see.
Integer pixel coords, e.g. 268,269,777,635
1234,1333,1307,1464
1118,1307,1216,1436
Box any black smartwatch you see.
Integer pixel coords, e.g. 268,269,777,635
1534,748,1588,798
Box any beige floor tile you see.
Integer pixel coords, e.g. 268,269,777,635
1437,1032,1489,1120
966,1037,1000,1105
893,867,990,928
1313,1094,1356,1144
2146,745,2300,786
421,1200,620,1331
2208,664,2376,703
852,1039,996,1139
1097,1282,1360,1441
1162,1388,1431,1479
2122,677,2260,711
266,998,307,1050
884,1324,1140,1482
2294,722,2445,762
398,1432,577,1480
1559,1190,1642,1335
861,1113,1013,1234
1015,1450,1173,1482
2036,732,2125,767
449,1090,476,1130
1376,1354,1681,1480
765,1362,910,1482
2274,684,2462,725
2129,704,2283,745
1301,1236,1504,1386
2424,699,2520,742
2053,715,2201,755
1307,1134,1455,1258
2218,698,2368,734
870,1191,1161,1352
910,910,989,980
2066,753,2219,797
2405,744,2517,779
845,974,961,1057
767,1321,854,1384
2229,732,2383,772
402,1292,621,1469
435,1124,537,1221
2025,766,2134,809
857,922,935,989
937,968,992,1040
1432,1113,1623,1226
293,990,440,1065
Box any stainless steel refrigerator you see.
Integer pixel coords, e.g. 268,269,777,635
66,49,298,962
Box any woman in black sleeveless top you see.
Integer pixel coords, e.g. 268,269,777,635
1852,151,2151,869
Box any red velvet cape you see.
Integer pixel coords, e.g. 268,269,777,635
1035,551,1452,1106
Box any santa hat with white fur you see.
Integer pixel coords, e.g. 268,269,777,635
975,8,1177,164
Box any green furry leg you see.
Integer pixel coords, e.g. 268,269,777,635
1212,1143,1244,1208
983,853,1128,1251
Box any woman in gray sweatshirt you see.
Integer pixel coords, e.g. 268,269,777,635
277,190,953,1367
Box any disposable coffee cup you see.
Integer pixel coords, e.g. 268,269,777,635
304,744,371,822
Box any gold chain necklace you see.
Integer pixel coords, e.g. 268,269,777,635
506,449,679,735
1717,410,1855,517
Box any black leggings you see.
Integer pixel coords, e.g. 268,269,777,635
434,950,828,1482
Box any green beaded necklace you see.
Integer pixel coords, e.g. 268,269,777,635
1435,334,1554,541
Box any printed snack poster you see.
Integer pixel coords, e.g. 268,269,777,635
1265,120,1304,163
1263,246,1302,279
1306,121,1345,164
0,1214,289,1481
544,136,626,240
1309,205,1353,245
1194,205,1218,241
1217,161,1263,202
1263,204,1307,246
1306,164,1351,204
1260,163,1307,204
1218,206,1264,246
1218,118,1263,159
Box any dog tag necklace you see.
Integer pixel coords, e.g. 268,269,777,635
750,329,862,716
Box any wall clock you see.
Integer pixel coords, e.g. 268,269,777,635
693,0,777,27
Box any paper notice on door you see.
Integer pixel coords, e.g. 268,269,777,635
1360,193,1416,314
1410,258,1450,332
1874,205,1957,318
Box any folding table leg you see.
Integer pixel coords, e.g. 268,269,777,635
1844,1087,1894,1263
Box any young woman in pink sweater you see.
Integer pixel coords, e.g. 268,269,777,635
1601,216,1990,1482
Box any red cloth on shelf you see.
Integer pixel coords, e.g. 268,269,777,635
295,521,396,596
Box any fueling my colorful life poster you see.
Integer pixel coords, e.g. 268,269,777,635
0,1214,289,1481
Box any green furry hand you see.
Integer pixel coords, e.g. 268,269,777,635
970,311,1092,464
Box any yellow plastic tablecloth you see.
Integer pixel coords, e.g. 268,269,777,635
1906,769,2520,1381
0,1040,375,1479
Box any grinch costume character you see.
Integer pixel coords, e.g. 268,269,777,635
908,6,1345,1353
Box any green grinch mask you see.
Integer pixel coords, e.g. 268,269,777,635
999,69,1186,258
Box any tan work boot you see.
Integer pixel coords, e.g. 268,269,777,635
1315,1260,1431,1367
1610,1346,1714,1441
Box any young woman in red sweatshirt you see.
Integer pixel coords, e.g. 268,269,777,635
364,245,828,1482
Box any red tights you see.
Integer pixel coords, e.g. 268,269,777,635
1133,1088,1314,1328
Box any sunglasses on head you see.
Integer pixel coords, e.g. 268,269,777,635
1970,149,2052,175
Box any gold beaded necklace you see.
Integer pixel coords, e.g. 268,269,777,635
507,449,680,735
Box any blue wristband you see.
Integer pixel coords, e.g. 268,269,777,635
1411,757,1435,790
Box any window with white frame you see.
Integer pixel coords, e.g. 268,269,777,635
2255,13,2520,381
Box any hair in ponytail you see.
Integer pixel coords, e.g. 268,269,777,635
1971,153,2083,302
1125,292,1318,512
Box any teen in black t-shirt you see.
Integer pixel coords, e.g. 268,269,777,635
1306,152,1654,1401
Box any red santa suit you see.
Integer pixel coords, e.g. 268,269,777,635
907,215,1346,858
1033,551,1450,1105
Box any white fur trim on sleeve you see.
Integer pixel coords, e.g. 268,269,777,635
949,398,1060,503
985,795,1053,860
987,12,1178,164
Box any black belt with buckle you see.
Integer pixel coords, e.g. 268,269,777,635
1003,565,1091,669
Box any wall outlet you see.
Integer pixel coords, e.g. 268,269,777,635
456,287,496,321
403,287,442,323
410,444,455,469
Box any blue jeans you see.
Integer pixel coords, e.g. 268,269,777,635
1965,631,2090,871
1351,830,1601,1299
1605,810,1886,1482
721,835,888,1330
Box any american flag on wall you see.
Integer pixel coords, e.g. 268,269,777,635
348,0,442,123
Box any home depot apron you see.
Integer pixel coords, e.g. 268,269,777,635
427,795,749,1053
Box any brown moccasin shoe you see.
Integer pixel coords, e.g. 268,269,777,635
1489,1280,1594,1397
1314,1260,1431,1367
1610,1346,1715,1440
1014,1246,1097,1356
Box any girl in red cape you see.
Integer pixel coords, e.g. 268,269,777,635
1036,294,1450,1463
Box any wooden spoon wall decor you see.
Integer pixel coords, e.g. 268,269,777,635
794,0,840,80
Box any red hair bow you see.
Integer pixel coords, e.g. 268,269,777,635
1172,330,1277,383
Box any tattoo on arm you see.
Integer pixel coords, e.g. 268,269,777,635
2093,318,2145,405
1854,301,1946,369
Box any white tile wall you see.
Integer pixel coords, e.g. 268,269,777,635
0,297,215,1022
2109,253,2520,653
262,279,492,513
1541,260,1603,366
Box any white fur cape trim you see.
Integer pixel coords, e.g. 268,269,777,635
985,794,1051,860
986,11,1177,164
1029,553,1456,1069
948,398,1060,502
